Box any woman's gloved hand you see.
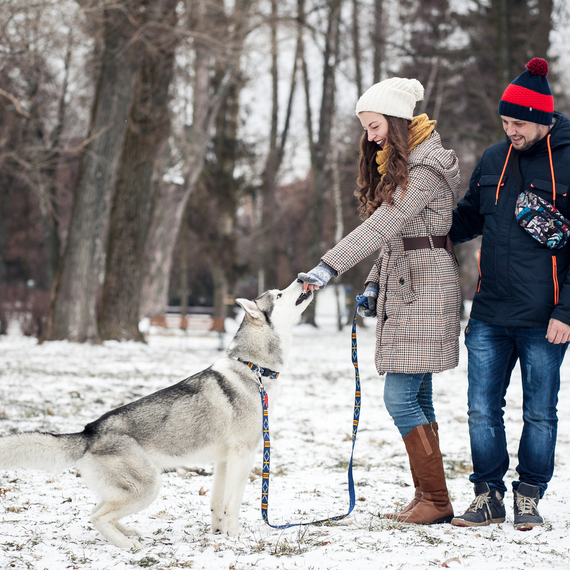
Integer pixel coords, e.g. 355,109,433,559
357,282,379,317
298,262,336,290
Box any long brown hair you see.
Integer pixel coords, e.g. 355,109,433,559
355,115,411,218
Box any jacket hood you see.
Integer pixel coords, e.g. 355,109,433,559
408,130,461,199
548,111,570,150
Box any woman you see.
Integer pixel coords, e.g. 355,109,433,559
298,77,461,525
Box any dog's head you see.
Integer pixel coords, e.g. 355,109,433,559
235,280,312,331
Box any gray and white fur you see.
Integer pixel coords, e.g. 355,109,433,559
0,280,312,549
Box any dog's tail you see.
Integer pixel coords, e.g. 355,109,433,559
0,431,87,474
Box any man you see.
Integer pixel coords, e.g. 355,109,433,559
449,57,570,530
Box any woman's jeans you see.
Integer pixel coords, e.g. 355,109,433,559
384,372,436,438
464,318,567,496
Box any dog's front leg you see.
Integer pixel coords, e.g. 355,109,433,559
210,460,228,533
221,450,256,536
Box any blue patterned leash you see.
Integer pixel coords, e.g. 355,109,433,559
257,294,367,529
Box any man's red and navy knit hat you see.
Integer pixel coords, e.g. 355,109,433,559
498,58,553,125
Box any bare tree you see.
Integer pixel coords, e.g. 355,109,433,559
41,0,159,342
258,0,302,291
98,0,178,342
0,0,88,301
301,0,344,325
372,0,385,84
140,0,257,317
184,78,243,321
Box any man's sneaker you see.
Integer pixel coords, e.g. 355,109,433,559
513,482,543,531
451,482,506,527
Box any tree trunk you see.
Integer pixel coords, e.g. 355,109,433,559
140,0,254,317
495,0,510,95
98,0,178,342
139,131,214,318
0,175,10,289
372,0,385,84
39,28,73,289
302,0,343,325
529,0,552,57
41,1,149,342
259,0,301,291
351,0,363,95
258,0,280,291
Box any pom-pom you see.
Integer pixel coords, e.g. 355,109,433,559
409,79,425,102
526,58,548,76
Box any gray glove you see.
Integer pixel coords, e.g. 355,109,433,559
357,282,379,318
298,262,336,289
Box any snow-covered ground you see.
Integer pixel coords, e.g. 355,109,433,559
1,290,570,569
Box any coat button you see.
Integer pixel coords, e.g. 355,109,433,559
399,277,405,285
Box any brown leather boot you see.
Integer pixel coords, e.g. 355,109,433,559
384,422,438,520
384,467,420,520
396,423,453,524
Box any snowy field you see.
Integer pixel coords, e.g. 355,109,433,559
1,290,570,570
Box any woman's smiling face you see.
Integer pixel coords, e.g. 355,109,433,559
359,111,389,148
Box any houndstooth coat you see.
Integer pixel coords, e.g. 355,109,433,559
322,131,461,375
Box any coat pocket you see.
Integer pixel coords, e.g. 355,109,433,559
392,255,417,304
478,174,507,214
530,178,569,213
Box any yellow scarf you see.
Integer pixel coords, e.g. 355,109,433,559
375,113,437,176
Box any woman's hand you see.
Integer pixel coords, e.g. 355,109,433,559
302,282,319,292
357,282,379,317
297,262,335,290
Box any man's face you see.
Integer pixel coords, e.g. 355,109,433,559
500,115,550,151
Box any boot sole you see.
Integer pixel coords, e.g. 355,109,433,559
429,514,454,524
397,513,454,524
514,521,543,531
451,516,506,527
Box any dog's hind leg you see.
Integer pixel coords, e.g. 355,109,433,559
91,500,140,536
92,500,142,537
91,501,141,540
80,443,161,548
210,460,227,534
90,500,145,549
115,521,143,537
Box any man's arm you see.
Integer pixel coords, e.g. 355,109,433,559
449,160,485,245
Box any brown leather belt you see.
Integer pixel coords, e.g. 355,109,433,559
403,235,448,251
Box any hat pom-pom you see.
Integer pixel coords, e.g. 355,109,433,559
409,79,425,102
526,57,548,76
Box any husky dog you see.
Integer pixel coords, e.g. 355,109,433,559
0,280,312,549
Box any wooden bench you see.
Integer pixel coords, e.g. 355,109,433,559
148,313,225,350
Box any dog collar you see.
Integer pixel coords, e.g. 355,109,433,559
237,358,280,379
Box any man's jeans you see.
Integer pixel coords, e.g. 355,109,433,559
384,372,436,437
464,318,567,496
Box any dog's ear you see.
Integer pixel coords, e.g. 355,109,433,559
236,298,264,321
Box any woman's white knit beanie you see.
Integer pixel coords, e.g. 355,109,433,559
355,77,425,120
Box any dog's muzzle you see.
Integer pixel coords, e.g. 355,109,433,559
295,290,312,306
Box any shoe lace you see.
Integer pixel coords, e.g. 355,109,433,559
516,495,537,515
467,493,491,513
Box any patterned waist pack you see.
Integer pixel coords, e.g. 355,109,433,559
515,191,570,249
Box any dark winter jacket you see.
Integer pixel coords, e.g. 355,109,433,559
450,111,570,328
